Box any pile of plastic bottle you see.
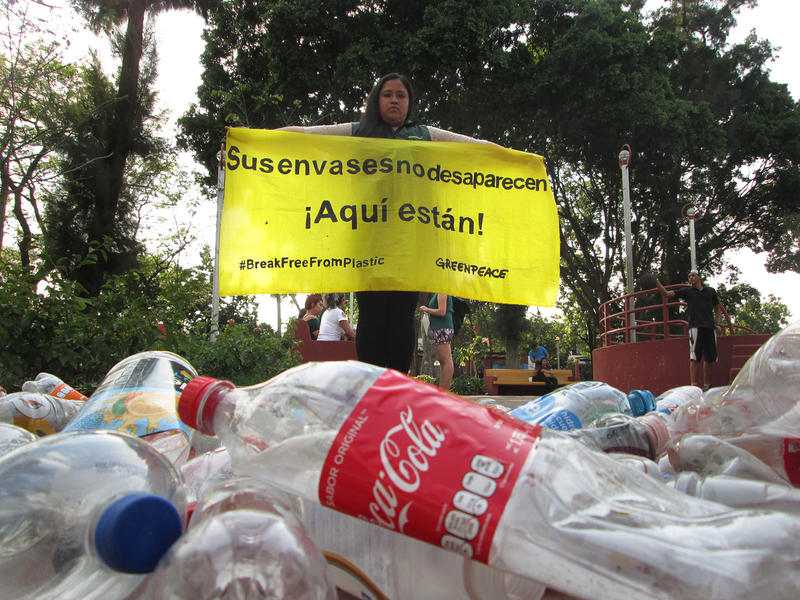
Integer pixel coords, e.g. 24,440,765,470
2,320,800,600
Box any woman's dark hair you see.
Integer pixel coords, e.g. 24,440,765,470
324,293,346,310
353,73,414,138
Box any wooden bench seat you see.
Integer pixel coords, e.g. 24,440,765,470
291,319,357,363
483,368,575,395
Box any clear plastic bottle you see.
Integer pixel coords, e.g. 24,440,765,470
179,446,234,509
508,381,631,430
610,453,665,481
654,385,702,415
0,391,84,436
22,373,89,402
0,422,36,457
64,351,197,466
178,361,800,600
565,411,670,461
668,433,799,485
144,477,336,600
0,430,187,600
668,472,800,516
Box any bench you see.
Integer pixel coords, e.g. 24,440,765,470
291,319,357,363
483,368,575,396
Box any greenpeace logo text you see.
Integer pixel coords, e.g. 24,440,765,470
435,257,509,279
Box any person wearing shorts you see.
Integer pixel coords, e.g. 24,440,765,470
419,293,454,391
655,269,723,391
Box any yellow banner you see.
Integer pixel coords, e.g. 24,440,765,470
220,128,559,305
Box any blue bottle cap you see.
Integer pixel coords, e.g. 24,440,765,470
627,390,656,416
94,492,183,573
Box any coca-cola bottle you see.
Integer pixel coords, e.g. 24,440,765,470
178,361,800,600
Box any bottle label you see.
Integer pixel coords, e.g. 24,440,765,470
64,356,195,437
783,438,800,486
509,395,583,430
9,393,62,436
318,370,540,564
50,382,89,402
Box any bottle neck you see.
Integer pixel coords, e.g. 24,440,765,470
194,379,235,435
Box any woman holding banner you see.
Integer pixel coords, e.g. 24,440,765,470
279,73,493,373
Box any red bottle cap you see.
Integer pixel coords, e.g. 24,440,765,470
178,376,233,434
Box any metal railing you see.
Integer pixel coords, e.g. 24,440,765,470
598,284,743,347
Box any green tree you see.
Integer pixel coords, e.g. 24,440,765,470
179,0,538,181
57,0,211,295
1,7,80,268
716,282,790,334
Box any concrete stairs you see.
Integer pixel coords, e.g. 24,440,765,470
728,342,763,383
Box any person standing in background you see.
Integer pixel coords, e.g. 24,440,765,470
655,269,723,391
528,342,549,370
419,293,454,391
278,73,495,373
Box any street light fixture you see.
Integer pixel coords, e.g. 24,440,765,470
682,204,701,272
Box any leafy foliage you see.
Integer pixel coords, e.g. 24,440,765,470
0,250,298,393
450,375,486,396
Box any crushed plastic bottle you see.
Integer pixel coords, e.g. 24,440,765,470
668,472,800,516
0,430,186,600
566,411,670,461
508,381,631,430
610,453,665,481
654,385,702,415
64,351,196,466
0,422,36,457
0,391,83,436
178,361,800,600
22,373,89,402
144,477,336,600
668,433,800,485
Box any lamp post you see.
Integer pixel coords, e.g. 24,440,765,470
555,336,561,369
618,144,636,342
682,204,699,272
211,143,225,342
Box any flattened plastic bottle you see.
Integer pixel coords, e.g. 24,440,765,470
566,411,670,461
669,472,800,516
178,361,800,600
22,373,89,402
0,430,186,600
0,391,83,436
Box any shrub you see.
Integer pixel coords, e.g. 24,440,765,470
450,375,486,396
414,373,438,386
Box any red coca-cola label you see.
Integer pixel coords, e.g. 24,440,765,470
318,370,540,563
783,438,800,486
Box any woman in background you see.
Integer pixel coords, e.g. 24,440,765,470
419,293,454,391
317,293,355,342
